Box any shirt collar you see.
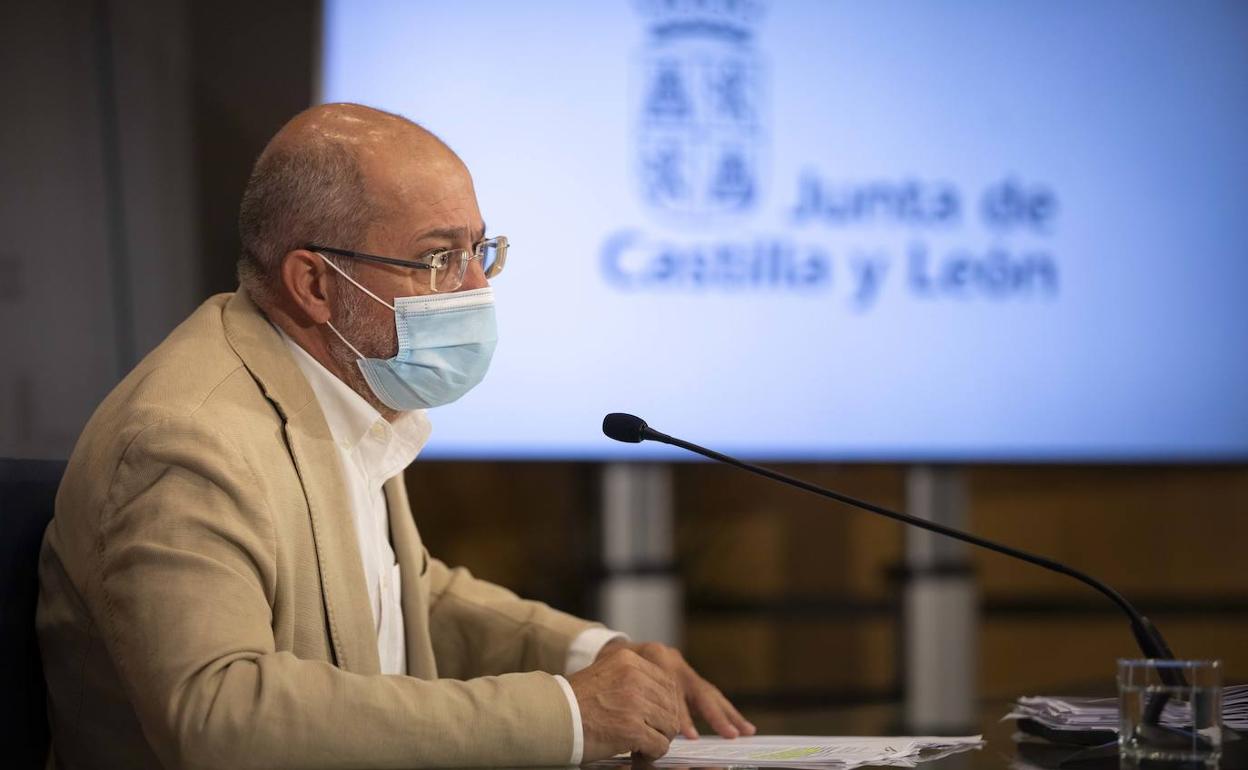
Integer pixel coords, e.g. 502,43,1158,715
278,328,430,475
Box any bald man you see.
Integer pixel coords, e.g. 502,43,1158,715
36,104,753,770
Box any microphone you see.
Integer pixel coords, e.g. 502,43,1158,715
602,412,666,444
601,414,1184,696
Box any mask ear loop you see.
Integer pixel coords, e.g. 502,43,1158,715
326,320,368,361
314,252,392,361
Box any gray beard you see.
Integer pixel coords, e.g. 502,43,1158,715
326,272,400,412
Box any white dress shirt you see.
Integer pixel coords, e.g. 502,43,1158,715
280,331,625,762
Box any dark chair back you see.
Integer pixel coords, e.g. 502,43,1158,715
1,458,65,769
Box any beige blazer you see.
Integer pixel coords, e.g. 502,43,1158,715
37,290,597,770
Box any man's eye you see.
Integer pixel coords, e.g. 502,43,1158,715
421,251,450,269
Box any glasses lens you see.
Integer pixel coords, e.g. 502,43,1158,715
481,236,507,278
480,243,498,275
428,238,507,293
429,250,467,293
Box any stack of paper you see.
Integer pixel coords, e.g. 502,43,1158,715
1004,684,1248,732
1229,687,1248,728
595,735,984,769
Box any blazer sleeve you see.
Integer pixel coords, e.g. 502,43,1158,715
425,554,602,680
91,416,575,770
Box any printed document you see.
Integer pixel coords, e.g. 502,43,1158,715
597,734,984,768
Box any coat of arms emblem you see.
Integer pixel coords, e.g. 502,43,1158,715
634,0,767,224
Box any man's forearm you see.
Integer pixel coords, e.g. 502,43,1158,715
143,655,576,769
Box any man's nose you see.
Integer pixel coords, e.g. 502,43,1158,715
459,260,489,291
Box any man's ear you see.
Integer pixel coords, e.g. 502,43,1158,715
280,249,334,325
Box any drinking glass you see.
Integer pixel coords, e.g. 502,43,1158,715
1118,658,1222,767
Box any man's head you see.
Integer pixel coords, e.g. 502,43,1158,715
237,103,490,417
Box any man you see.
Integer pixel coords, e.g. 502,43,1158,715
36,103,753,769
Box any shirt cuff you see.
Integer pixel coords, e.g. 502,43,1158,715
553,674,584,765
565,627,630,676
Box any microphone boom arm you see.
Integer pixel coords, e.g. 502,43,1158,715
645,426,1179,665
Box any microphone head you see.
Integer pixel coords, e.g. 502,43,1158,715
602,413,649,443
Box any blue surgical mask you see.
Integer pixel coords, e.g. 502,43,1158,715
320,255,498,411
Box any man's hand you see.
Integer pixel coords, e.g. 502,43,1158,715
568,645,683,761
598,640,756,741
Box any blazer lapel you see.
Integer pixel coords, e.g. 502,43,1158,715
384,476,437,678
222,289,381,675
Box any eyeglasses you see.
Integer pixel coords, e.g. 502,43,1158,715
305,236,508,293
